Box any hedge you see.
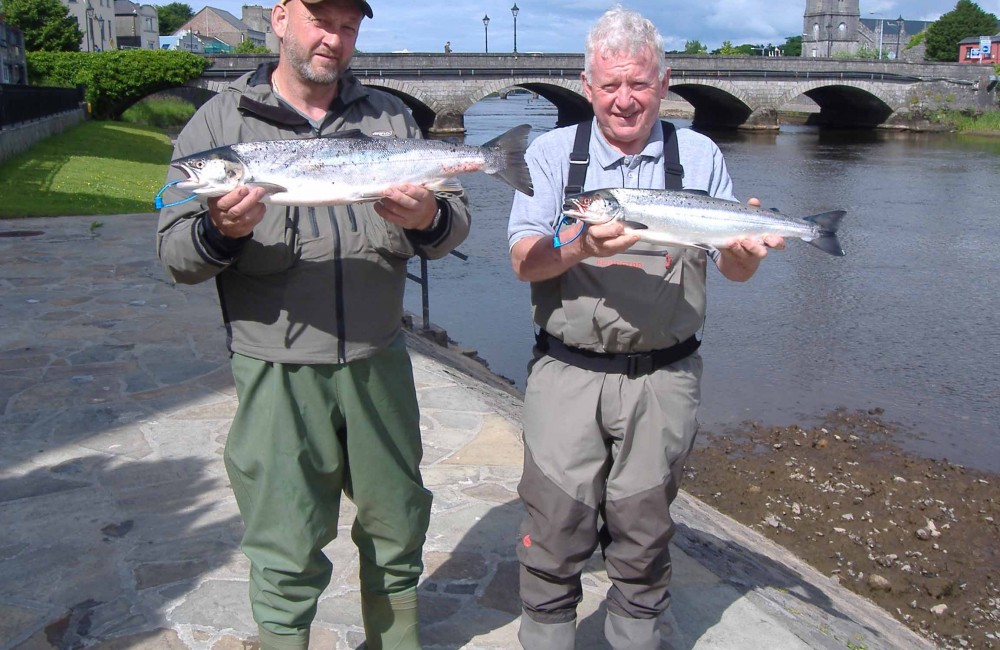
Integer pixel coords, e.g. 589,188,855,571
27,49,209,120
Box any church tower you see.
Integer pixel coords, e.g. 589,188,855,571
802,0,860,57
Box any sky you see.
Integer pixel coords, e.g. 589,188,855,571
188,0,995,53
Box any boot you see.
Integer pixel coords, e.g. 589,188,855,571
361,589,421,650
518,610,576,650
257,626,309,650
605,610,660,650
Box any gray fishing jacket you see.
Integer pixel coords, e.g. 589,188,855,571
156,64,471,365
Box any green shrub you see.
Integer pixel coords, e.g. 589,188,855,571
121,97,196,128
27,50,208,120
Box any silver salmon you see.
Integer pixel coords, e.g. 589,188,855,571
169,124,533,206
563,188,846,256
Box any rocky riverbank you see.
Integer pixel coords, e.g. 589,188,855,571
685,409,1000,650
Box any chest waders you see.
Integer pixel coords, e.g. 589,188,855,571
518,121,703,650
535,120,701,375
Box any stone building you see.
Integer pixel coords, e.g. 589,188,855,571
802,0,860,58
174,6,266,51
802,0,932,59
60,0,117,52
240,5,279,53
114,0,158,50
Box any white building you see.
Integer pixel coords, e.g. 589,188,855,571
114,0,159,50
61,0,116,52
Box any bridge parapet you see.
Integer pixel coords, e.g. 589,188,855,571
194,54,991,133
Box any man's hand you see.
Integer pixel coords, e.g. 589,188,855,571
716,197,786,282
208,186,267,239
568,219,640,258
376,184,439,231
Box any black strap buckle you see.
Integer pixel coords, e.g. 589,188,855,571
625,353,655,379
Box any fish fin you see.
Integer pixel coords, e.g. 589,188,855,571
803,210,847,256
246,182,288,195
425,177,465,193
679,189,710,196
351,193,385,203
623,220,648,230
482,124,534,197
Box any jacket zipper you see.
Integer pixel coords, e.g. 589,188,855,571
329,210,347,362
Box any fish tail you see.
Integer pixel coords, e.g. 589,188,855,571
482,124,534,196
803,210,846,256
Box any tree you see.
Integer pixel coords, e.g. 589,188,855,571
924,0,998,62
711,40,753,56
683,40,707,54
234,40,271,54
782,35,803,57
2,0,82,52
157,2,194,35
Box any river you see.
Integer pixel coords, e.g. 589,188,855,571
403,94,1000,472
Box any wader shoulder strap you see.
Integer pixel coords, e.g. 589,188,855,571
565,120,592,198
661,120,684,190
564,120,684,198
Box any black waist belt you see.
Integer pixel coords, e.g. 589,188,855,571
535,330,701,379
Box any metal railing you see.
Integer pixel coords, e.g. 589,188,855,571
0,84,86,130
407,249,468,331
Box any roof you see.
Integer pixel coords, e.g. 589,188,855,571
859,18,934,37
959,32,1000,44
114,0,138,15
186,6,249,32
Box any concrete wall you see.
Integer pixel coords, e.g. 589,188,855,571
0,110,86,165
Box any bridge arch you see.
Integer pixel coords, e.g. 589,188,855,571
775,80,896,128
466,78,592,130
357,79,444,134
669,81,758,130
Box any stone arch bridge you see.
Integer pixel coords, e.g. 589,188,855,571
191,53,991,135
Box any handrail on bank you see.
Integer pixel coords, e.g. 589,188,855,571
406,248,468,331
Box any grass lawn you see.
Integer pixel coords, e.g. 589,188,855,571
0,120,174,218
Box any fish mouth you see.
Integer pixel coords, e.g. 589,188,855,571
170,163,200,190
562,196,610,224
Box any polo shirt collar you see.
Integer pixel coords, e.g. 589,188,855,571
590,117,665,169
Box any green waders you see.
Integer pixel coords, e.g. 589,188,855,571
224,338,431,650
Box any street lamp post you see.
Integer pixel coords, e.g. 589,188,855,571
85,5,95,52
483,14,489,53
511,3,519,54
97,15,105,51
869,12,884,59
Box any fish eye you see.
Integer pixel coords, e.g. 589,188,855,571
192,161,204,169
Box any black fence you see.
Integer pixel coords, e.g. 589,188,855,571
0,84,86,130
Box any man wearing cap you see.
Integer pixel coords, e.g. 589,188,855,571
156,1,471,648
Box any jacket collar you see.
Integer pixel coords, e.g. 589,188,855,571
236,62,371,127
